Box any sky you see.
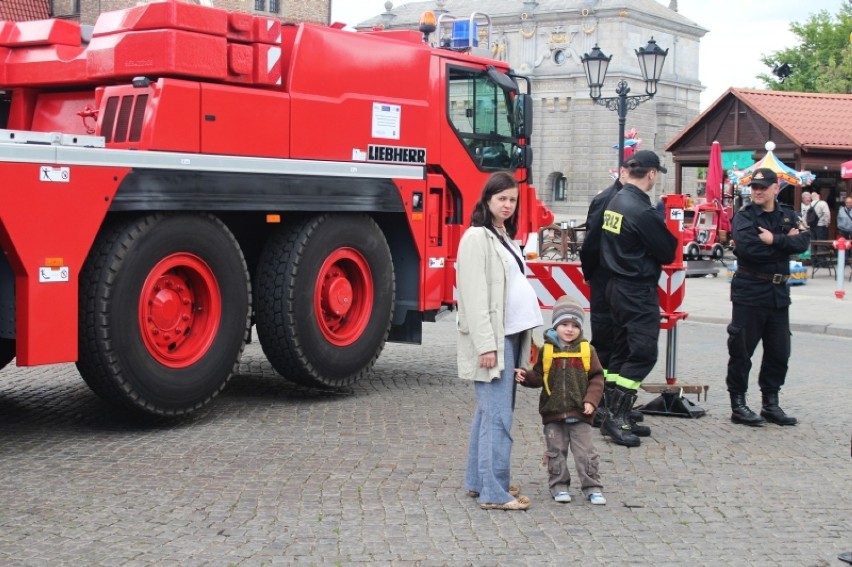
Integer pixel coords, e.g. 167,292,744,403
329,0,842,110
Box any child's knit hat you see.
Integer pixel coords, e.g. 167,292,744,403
551,295,584,330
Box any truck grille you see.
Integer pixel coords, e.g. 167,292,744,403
101,94,148,144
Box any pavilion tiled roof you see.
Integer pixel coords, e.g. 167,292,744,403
0,0,50,21
720,88,852,152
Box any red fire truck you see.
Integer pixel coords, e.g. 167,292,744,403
0,2,552,415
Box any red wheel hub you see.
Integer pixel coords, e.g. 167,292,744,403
315,248,373,346
139,253,221,367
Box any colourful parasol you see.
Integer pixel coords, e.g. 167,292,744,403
736,141,816,186
705,140,731,232
705,141,723,204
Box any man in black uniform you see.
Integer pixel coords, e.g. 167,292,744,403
726,168,809,427
580,167,649,438
599,151,677,447
580,169,622,381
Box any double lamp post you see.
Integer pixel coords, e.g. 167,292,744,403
581,38,669,170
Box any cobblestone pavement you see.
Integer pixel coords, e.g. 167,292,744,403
1,317,851,566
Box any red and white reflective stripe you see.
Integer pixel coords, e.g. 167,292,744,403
452,260,686,315
526,261,686,314
658,267,686,313
526,262,589,309
267,45,282,85
267,21,283,85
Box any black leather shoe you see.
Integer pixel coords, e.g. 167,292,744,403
592,405,608,428
601,386,641,447
760,405,797,426
760,392,797,426
731,406,766,426
629,408,644,422
628,417,651,437
729,392,765,426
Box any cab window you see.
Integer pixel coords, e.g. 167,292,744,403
447,66,515,170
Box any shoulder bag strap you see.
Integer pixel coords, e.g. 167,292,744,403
486,225,525,274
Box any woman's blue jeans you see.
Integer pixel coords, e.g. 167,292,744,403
463,332,521,505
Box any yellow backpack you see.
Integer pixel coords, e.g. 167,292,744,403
541,341,590,396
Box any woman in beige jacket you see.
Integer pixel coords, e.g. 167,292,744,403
457,171,542,511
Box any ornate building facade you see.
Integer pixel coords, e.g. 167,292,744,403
358,0,706,219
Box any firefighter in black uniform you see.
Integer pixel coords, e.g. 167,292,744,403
599,151,677,447
726,168,809,427
580,171,622,379
580,167,649,437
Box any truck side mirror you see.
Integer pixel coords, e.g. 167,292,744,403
512,144,533,170
514,94,532,140
486,65,518,93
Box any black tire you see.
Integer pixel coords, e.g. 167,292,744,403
0,338,15,371
77,214,251,416
255,214,394,388
685,242,700,261
711,244,725,260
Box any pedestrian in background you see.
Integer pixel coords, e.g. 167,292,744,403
516,295,607,506
599,150,677,447
456,170,542,511
726,168,809,427
837,196,852,240
799,191,812,220
810,191,831,241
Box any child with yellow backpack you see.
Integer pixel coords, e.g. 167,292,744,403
515,295,607,505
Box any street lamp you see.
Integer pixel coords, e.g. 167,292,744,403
581,38,668,169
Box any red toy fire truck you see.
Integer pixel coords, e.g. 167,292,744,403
682,202,727,261
0,2,551,415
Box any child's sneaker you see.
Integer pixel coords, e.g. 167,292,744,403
553,491,572,503
587,492,606,505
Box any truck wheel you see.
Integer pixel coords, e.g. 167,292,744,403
685,242,700,261
0,338,14,371
255,214,394,389
711,243,725,260
77,214,250,416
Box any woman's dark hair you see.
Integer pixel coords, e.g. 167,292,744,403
469,171,520,238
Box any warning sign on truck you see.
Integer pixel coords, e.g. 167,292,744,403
372,103,401,140
40,166,70,182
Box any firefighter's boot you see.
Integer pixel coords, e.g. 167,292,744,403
760,392,797,426
601,385,641,447
593,383,613,427
595,382,643,429
592,402,608,427
622,388,649,436
628,410,651,437
730,392,766,426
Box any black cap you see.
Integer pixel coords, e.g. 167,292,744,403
749,168,778,188
627,150,668,173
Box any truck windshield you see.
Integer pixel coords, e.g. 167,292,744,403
447,66,516,170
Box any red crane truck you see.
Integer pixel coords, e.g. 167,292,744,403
0,2,552,415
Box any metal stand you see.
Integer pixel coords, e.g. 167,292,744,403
639,320,706,418
685,259,719,277
640,389,706,418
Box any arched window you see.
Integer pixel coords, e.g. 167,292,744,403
553,175,567,201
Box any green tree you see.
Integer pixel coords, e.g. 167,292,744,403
758,1,852,93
